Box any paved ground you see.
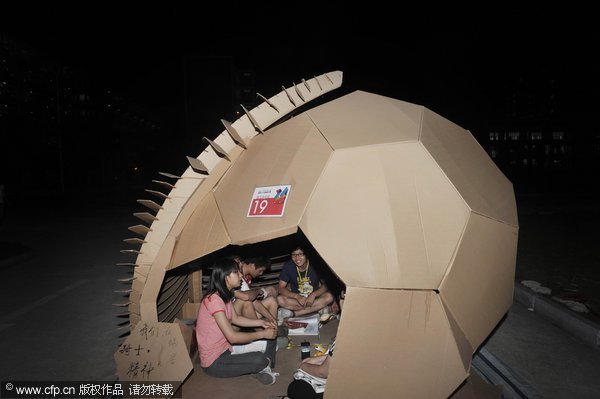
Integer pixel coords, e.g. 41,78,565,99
0,204,132,381
514,193,600,324
0,192,599,398
482,299,600,399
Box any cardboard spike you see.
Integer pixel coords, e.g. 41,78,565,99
145,189,169,200
221,119,248,149
152,179,175,189
112,302,131,307
117,320,130,328
128,225,151,236
120,249,141,256
115,289,133,293
133,212,157,224
123,238,146,245
241,104,264,134
302,78,311,92
117,277,136,282
256,92,280,112
158,171,180,179
116,262,137,267
137,199,163,212
282,85,296,106
314,75,323,90
203,137,231,161
116,324,131,330
186,156,209,174
293,82,306,102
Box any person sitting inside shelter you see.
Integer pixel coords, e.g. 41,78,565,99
196,258,279,384
233,256,278,323
277,246,336,320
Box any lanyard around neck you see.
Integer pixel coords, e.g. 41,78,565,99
296,260,309,281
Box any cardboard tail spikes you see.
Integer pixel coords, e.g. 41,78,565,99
114,71,344,384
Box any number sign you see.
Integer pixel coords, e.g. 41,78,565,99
247,185,291,217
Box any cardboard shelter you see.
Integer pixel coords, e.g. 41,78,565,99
115,71,518,398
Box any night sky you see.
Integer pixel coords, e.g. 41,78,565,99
3,5,599,131
2,4,599,173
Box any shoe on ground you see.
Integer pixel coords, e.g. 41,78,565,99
255,366,279,385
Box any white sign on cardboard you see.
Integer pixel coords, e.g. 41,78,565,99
247,185,291,217
114,321,193,384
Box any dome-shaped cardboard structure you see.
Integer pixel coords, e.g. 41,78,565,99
116,72,518,398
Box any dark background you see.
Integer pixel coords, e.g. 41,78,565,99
1,4,599,206
1,5,600,390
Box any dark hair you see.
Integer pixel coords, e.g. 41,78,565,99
201,258,239,303
241,256,271,272
290,245,310,259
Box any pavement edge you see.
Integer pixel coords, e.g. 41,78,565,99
513,283,600,350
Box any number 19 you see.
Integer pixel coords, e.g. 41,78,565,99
251,199,268,214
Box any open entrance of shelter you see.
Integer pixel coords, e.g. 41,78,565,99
188,230,347,311
161,231,345,397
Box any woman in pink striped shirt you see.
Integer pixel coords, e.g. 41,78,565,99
196,258,279,384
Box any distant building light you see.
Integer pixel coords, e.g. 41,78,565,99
489,132,498,141
531,132,542,140
508,131,520,141
552,131,564,140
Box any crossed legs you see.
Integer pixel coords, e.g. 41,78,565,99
277,291,335,317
